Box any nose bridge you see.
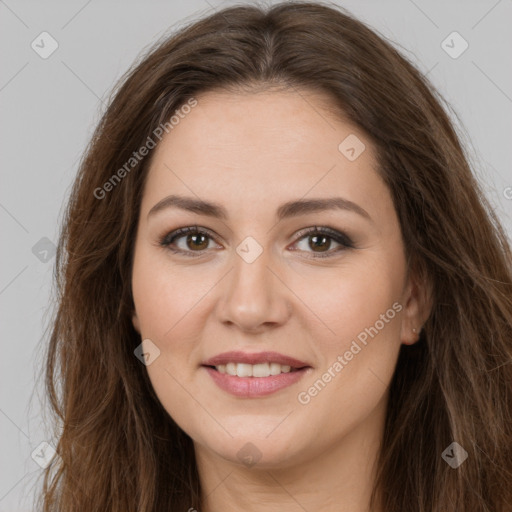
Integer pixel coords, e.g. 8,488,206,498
217,234,291,330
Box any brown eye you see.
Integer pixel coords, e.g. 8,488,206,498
185,232,209,251
291,226,354,259
308,234,332,252
160,225,354,259
160,226,218,256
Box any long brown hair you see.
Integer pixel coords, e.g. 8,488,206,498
38,2,512,510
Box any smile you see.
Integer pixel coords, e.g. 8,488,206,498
202,364,311,397
201,350,312,397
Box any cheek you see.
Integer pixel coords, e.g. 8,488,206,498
131,244,215,339
131,247,220,430
291,252,404,347
130,284,197,439
293,255,405,426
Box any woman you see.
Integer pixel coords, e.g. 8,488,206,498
39,2,512,511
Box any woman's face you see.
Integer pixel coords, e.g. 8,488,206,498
131,89,425,469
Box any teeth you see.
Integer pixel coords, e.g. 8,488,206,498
253,363,270,377
270,362,283,375
236,363,253,377
215,362,295,377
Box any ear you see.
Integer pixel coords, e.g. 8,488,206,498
132,309,141,334
400,268,433,345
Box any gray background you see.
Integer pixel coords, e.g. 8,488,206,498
1,0,511,510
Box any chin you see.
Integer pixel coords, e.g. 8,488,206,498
194,419,314,470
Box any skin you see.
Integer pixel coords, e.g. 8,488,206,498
131,89,432,512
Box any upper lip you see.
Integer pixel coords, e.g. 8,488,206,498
202,351,310,369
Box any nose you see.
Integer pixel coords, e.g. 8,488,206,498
215,241,292,333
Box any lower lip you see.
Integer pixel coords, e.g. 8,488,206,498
203,366,310,397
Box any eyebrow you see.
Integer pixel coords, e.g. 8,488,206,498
147,194,372,223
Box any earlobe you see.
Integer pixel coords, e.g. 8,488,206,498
400,270,433,345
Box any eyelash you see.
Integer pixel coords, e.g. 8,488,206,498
158,225,355,259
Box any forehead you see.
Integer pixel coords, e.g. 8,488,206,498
140,89,391,225
153,88,370,167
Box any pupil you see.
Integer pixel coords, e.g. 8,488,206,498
311,235,329,252
188,234,208,250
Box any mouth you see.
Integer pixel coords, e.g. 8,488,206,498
201,351,312,397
